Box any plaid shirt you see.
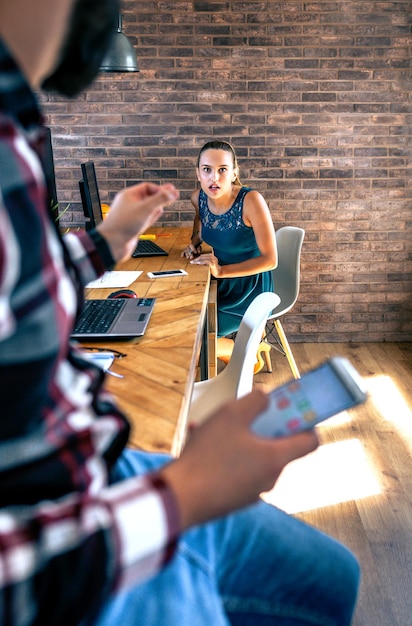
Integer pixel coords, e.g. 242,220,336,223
0,39,179,625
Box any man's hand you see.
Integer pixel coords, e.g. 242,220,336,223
97,183,179,263
159,389,319,530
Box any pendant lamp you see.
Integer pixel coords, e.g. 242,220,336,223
100,14,139,73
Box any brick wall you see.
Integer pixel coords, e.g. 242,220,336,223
41,1,412,342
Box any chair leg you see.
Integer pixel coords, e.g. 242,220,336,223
254,341,272,374
273,319,300,379
262,339,272,372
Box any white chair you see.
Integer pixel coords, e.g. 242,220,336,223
262,226,305,379
188,291,280,427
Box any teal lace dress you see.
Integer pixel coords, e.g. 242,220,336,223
198,187,274,337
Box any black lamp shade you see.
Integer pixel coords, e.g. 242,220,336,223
100,14,139,73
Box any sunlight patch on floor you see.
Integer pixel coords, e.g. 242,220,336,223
259,372,412,514
262,437,381,515
367,375,412,454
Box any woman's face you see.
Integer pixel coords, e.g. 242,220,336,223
196,149,237,199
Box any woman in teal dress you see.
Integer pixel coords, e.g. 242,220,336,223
182,141,277,361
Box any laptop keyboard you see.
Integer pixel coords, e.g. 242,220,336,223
132,239,168,257
73,299,124,335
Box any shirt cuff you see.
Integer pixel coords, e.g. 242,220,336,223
89,229,116,270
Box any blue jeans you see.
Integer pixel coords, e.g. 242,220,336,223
93,449,360,625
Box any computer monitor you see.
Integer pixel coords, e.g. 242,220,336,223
79,179,92,231
80,161,103,231
43,127,59,223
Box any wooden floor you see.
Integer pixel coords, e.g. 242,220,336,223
253,342,412,626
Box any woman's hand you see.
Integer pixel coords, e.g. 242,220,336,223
190,252,221,277
97,183,179,263
181,242,202,260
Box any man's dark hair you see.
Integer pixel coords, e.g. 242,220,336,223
42,0,120,97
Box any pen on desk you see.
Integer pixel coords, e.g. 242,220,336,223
106,369,124,379
140,233,172,239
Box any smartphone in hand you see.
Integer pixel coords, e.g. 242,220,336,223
252,356,367,438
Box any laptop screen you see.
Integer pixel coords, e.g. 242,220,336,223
80,161,103,229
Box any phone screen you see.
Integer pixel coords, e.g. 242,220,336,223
252,359,367,438
148,270,186,277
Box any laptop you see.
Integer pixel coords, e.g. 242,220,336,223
71,297,156,339
80,161,168,257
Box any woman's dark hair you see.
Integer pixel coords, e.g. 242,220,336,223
197,141,243,186
42,0,119,98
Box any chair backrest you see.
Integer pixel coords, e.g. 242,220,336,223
223,291,280,396
188,292,280,426
270,226,305,318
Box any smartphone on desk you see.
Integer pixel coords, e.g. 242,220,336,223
147,269,188,278
252,356,368,438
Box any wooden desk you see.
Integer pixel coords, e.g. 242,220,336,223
83,227,216,456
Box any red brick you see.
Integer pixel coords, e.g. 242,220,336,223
41,1,411,342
